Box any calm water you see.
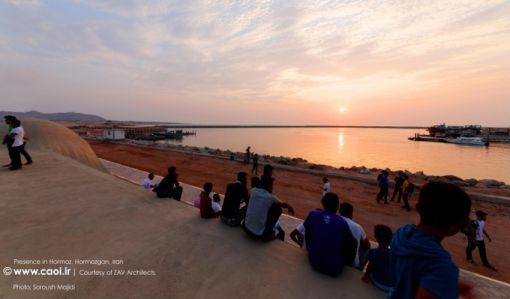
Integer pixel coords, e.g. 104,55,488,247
158,128,510,183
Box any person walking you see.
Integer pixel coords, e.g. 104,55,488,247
474,211,497,271
391,172,405,202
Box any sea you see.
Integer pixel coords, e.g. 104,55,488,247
157,127,510,184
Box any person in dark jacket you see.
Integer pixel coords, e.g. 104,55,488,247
221,172,249,226
154,166,183,200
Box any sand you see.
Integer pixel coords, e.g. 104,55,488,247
89,141,510,283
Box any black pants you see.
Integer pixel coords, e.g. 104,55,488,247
391,187,402,202
156,186,183,201
6,143,14,164
402,193,411,211
466,241,476,260
251,163,258,175
244,204,284,241
20,143,32,163
376,188,388,203
11,146,22,169
476,240,491,267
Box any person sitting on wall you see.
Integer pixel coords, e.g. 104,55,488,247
303,192,357,276
244,176,294,241
153,166,183,200
221,172,249,226
200,182,219,218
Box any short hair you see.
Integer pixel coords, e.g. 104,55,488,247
12,119,21,126
322,192,339,212
213,193,221,202
203,182,213,193
417,182,471,228
237,172,247,181
339,202,353,217
374,225,393,245
4,115,16,121
260,176,274,190
323,177,328,182
148,173,154,179
167,166,176,174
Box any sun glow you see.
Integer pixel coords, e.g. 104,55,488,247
338,107,346,113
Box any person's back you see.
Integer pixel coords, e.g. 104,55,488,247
244,187,277,235
390,225,458,298
222,181,248,218
389,182,472,299
304,193,356,276
200,182,216,218
304,210,355,276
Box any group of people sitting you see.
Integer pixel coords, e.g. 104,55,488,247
143,163,476,298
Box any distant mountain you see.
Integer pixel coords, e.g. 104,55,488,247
0,110,105,122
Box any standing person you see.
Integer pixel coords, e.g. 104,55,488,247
262,164,273,179
376,170,389,204
251,154,259,175
391,172,405,202
141,173,155,190
15,120,32,165
339,203,371,269
401,175,413,211
303,192,357,276
2,115,16,167
244,176,294,241
362,225,394,292
153,166,183,200
474,211,497,271
462,217,478,264
244,146,251,164
389,182,473,299
7,119,25,171
322,177,331,196
200,182,218,218
221,172,249,226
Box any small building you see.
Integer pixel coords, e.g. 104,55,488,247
103,129,126,140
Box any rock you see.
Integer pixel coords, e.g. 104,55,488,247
309,164,324,170
443,175,464,182
415,171,426,179
465,179,478,187
452,180,470,187
359,168,371,174
277,159,289,165
479,179,505,188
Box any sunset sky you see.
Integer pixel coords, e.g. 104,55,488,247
0,0,509,126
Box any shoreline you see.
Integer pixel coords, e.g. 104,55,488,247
88,140,510,283
92,138,510,198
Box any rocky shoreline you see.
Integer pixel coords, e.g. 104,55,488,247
105,139,509,191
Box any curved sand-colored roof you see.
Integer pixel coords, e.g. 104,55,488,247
11,118,105,171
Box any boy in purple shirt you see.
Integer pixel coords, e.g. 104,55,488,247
304,192,356,276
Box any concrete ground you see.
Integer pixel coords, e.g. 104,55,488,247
102,159,510,299
0,150,385,299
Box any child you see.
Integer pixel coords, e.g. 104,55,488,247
474,210,497,271
389,182,473,299
200,182,218,218
322,177,331,196
362,225,393,292
141,173,155,190
212,193,222,214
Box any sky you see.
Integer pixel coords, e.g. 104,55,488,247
0,0,509,126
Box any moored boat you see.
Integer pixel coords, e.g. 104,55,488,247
445,136,489,146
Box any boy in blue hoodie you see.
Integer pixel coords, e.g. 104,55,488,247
389,182,472,299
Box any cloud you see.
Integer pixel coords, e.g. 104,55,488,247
0,0,509,125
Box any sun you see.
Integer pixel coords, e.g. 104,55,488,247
338,106,346,113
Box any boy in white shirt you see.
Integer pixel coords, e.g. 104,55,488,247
212,193,222,214
322,177,331,196
141,173,155,190
475,210,497,271
8,120,24,170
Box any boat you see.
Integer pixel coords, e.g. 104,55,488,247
445,136,489,146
